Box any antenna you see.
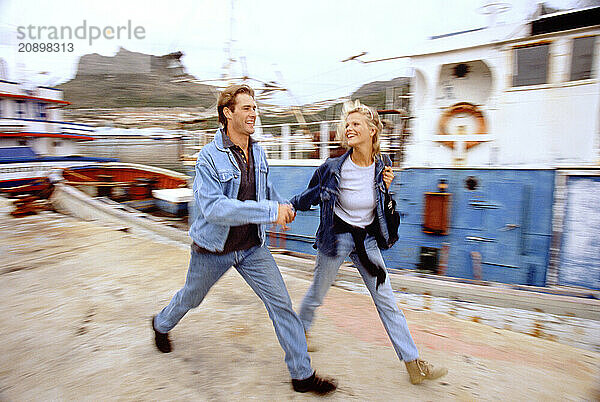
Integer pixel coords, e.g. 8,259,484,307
221,0,236,82
172,0,291,114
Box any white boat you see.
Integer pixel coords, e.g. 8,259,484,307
152,188,193,217
0,78,114,194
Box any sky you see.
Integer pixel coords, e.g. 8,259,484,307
0,0,584,106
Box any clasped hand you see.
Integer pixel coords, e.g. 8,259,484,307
275,203,296,230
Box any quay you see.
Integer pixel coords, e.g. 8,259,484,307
0,198,599,400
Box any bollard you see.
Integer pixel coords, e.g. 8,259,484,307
320,122,329,160
471,251,482,281
438,242,450,275
281,124,290,160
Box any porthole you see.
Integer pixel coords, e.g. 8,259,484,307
465,176,478,191
453,63,469,78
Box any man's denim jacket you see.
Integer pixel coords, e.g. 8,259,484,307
189,129,285,252
290,150,393,257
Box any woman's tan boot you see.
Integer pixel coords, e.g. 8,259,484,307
405,359,448,384
305,332,317,352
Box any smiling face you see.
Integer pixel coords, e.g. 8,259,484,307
224,93,256,138
345,111,375,152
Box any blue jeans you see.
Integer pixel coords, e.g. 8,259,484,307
154,245,313,380
299,232,420,362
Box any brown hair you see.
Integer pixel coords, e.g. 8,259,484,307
217,84,255,130
337,100,383,159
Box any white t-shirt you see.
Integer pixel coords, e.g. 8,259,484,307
334,157,376,228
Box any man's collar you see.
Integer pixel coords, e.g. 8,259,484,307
221,130,235,148
222,130,255,148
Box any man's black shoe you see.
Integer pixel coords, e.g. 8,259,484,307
292,371,337,395
151,316,171,353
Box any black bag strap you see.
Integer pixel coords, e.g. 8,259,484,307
380,154,393,196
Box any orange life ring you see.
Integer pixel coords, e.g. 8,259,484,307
437,102,487,150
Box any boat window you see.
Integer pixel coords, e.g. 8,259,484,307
570,36,596,81
37,102,47,119
512,43,549,86
16,100,25,118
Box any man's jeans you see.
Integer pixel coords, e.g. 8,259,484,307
299,232,420,362
154,245,313,380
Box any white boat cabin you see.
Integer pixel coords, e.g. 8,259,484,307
404,6,600,168
0,79,94,156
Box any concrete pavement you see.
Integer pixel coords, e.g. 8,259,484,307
1,202,599,400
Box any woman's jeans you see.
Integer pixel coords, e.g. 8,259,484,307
154,245,313,380
299,232,419,362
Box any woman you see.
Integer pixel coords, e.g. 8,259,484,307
290,100,447,385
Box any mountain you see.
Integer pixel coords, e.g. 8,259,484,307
58,47,216,109
58,47,410,129
351,76,410,100
302,76,410,123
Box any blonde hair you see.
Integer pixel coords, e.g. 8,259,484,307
337,100,382,159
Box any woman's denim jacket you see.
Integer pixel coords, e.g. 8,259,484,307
189,129,285,252
290,150,394,257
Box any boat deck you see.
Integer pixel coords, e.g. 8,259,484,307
0,198,599,400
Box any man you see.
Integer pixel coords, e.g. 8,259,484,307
151,84,336,395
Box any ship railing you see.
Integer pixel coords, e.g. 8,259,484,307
61,121,96,136
185,119,407,162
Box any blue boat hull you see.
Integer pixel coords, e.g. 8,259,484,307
266,166,555,286
188,165,600,290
